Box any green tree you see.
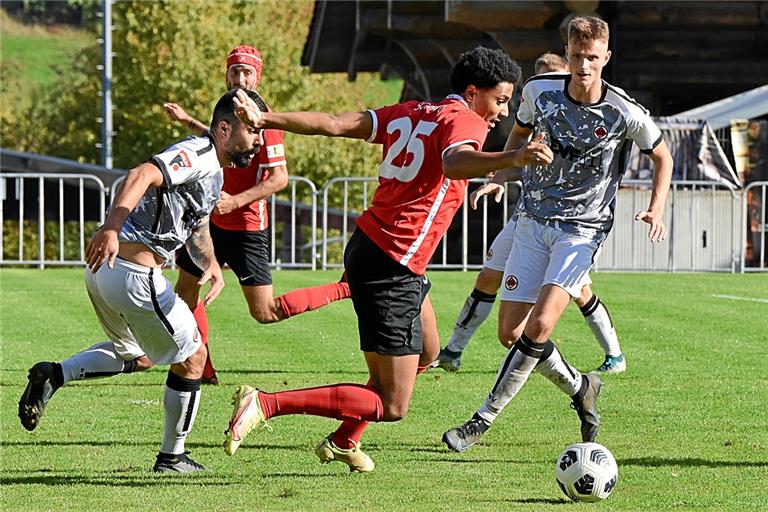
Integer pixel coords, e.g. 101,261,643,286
3,0,396,192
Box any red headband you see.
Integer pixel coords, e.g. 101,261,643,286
226,45,263,86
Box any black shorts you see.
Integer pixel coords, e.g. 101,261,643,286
176,223,272,286
344,229,431,356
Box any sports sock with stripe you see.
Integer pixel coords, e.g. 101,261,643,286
160,371,201,455
476,334,543,423
445,288,496,353
59,341,138,384
580,295,622,357
535,341,582,396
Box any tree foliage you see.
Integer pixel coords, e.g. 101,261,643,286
2,0,395,187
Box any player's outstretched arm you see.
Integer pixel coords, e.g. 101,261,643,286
85,163,164,272
442,132,552,180
233,89,373,140
215,164,289,215
469,123,536,208
634,140,673,243
163,102,208,137
185,216,224,306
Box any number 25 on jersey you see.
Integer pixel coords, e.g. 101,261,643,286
379,117,438,182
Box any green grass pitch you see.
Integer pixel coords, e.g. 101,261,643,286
1,269,766,511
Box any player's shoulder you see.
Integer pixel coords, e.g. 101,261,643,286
522,73,568,93
161,135,215,158
603,82,650,117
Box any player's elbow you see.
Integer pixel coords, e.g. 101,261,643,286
441,155,465,180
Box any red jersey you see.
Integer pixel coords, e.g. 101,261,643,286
211,128,287,231
356,95,489,275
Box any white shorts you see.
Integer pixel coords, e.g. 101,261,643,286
84,258,201,365
500,216,600,303
484,216,518,272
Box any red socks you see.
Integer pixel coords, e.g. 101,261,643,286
277,281,351,318
192,301,216,379
258,383,383,423
332,420,369,449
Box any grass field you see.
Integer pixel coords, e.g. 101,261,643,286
0,10,91,89
1,269,766,511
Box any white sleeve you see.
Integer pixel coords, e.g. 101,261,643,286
152,139,218,187
515,83,536,128
626,104,663,154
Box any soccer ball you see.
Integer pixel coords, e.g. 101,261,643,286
555,442,618,502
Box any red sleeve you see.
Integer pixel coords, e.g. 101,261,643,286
368,103,410,144
437,110,488,157
261,128,286,167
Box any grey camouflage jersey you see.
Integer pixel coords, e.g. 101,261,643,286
118,136,223,262
516,73,662,241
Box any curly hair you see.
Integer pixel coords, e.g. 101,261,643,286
449,46,521,94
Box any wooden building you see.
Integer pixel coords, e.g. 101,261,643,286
301,1,768,116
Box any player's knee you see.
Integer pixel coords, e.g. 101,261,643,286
498,324,524,349
248,305,280,324
476,268,503,293
525,316,556,341
575,286,593,308
382,403,409,422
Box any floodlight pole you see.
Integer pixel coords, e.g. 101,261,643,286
100,0,113,169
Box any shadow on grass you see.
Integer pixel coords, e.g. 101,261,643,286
0,472,240,487
0,440,308,451
621,456,768,468
479,497,571,505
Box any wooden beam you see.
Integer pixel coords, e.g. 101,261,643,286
614,60,768,88
615,1,765,28
445,0,562,31
615,29,767,61
489,30,565,61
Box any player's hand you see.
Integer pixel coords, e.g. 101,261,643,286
198,260,224,307
635,209,667,243
233,89,264,128
85,228,119,273
469,182,505,209
214,191,238,216
163,102,192,124
515,133,553,167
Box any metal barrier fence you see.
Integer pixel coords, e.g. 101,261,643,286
2,172,767,272
319,177,521,271
742,181,767,272
597,180,740,272
0,173,107,268
109,175,318,270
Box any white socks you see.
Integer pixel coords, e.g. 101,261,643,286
59,341,135,384
445,288,496,353
160,371,201,455
580,296,622,357
477,335,543,423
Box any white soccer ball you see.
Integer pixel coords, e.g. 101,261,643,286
555,442,618,502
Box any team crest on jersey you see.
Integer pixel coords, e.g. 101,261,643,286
266,144,285,159
169,150,192,171
594,125,608,140
505,275,518,291
486,248,494,261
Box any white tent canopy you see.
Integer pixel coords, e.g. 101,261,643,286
672,84,768,130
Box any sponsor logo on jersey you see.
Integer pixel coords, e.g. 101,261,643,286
169,150,192,171
594,125,608,140
505,275,518,291
266,144,285,159
486,248,494,261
